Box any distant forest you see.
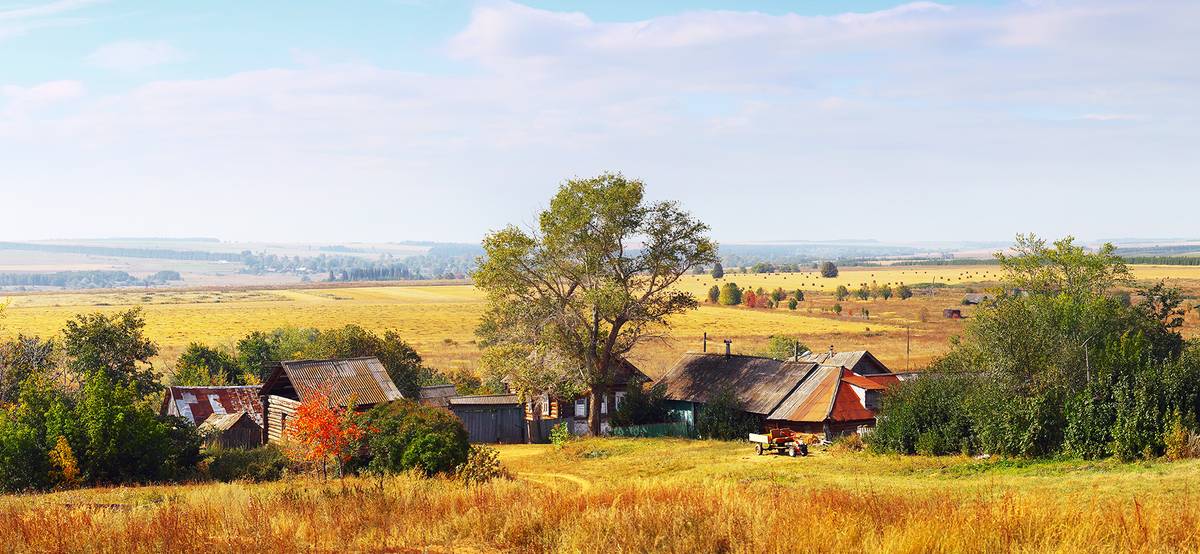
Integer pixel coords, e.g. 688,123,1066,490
0,241,481,283
0,270,180,289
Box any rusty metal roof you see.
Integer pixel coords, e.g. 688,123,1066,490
767,368,881,423
262,357,404,407
160,385,263,426
448,394,520,406
657,353,817,415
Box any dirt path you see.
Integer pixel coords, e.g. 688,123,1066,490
517,472,593,491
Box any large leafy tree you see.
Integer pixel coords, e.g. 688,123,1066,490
62,309,159,398
475,173,717,435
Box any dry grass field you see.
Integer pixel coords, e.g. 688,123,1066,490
3,437,1200,552
2,265,1199,378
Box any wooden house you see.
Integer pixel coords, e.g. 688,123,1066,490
512,357,650,438
259,357,404,444
658,348,900,441
658,352,818,430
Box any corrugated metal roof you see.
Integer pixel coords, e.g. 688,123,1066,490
842,373,887,390
766,365,841,422
160,385,263,426
768,368,883,423
657,353,817,415
419,384,458,408
448,394,520,406
198,411,261,433
798,350,890,375
271,357,404,407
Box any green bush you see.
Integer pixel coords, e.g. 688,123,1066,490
695,387,757,441
361,400,470,476
205,445,290,482
456,445,509,486
549,421,572,446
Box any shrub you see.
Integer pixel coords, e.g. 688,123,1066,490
696,387,757,441
456,445,510,486
549,421,572,447
707,285,720,303
832,433,864,452
361,400,470,476
206,445,290,482
718,282,742,305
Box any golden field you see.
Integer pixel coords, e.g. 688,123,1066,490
2,264,1199,377
4,437,1200,552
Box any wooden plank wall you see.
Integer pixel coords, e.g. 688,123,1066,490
266,394,301,444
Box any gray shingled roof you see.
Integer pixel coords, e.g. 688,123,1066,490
656,353,817,415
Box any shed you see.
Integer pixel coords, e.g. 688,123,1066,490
160,385,264,427
962,293,993,305
259,357,404,444
198,411,263,449
447,394,526,444
419,384,458,408
943,308,963,319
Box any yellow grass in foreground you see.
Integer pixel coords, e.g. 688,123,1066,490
3,438,1200,553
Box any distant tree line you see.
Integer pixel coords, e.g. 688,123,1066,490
0,270,183,289
1121,256,1200,266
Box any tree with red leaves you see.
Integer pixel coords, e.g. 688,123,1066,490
743,290,757,309
288,385,368,478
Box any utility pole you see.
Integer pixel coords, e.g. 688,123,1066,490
906,325,911,372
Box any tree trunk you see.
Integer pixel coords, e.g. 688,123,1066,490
528,396,542,443
588,385,605,436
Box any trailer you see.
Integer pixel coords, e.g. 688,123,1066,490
749,428,809,457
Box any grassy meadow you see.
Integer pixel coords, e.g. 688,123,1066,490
4,437,1200,552
3,264,1200,378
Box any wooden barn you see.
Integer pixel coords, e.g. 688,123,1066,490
198,411,263,449
259,357,404,444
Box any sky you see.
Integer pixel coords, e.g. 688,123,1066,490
1,0,1197,244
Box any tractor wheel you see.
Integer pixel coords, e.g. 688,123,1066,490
755,443,763,456
788,446,797,457
799,444,809,457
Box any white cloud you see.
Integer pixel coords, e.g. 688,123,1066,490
1,80,84,116
1,1,1199,242
86,40,181,71
0,0,99,40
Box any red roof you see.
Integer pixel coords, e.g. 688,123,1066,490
842,372,887,390
160,386,263,426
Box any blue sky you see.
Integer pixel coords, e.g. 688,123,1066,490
1,1,1196,243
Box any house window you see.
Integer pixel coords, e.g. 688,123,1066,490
614,391,626,411
601,395,607,415
575,398,587,417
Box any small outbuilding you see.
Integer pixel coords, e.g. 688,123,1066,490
418,384,458,408
448,394,526,444
962,293,993,305
198,411,264,449
943,308,963,319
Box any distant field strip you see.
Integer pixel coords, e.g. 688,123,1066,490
2,265,1198,374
